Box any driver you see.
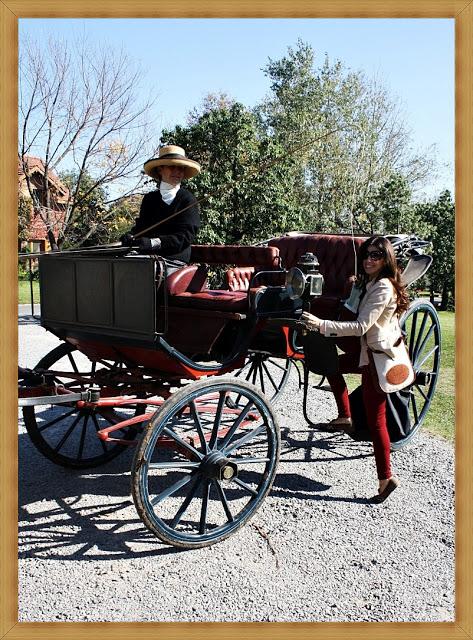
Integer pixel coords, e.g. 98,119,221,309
121,145,201,273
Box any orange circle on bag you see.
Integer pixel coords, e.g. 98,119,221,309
386,364,410,385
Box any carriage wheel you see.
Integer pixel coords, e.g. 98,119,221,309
233,352,292,403
131,378,280,549
390,300,441,451
22,343,142,469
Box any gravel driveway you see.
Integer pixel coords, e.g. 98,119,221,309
18,310,454,623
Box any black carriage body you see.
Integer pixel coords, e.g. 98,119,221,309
39,253,164,344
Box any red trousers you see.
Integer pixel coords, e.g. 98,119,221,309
327,351,392,481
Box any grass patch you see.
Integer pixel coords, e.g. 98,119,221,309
18,279,40,305
423,311,455,440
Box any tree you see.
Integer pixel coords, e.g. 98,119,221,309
415,190,455,310
161,98,306,246
58,170,109,247
19,35,153,249
257,41,437,234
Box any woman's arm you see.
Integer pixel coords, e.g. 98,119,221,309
302,280,394,338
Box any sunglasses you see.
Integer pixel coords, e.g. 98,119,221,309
363,250,384,261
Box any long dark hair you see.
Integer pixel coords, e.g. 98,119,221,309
357,235,409,315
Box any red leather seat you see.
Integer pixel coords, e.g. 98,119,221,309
167,244,281,313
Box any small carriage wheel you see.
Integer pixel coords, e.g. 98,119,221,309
389,300,441,451
131,377,280,549
23,343,142,469
233,352,292,403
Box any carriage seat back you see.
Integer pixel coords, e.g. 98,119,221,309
190,244,280,269
268,233,367,299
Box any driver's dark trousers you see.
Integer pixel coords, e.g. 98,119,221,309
327,352,392,481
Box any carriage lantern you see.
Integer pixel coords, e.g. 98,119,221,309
285,252,324,301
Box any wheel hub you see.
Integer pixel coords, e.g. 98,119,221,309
200,451,238,481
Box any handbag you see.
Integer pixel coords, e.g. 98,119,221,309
368,336,415,394
348,384,412,442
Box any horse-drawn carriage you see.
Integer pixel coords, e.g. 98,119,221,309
18,232,441,548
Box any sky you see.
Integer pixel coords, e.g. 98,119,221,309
19,18,455,199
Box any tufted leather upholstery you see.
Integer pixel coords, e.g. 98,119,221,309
268,233,368,320
226,266,255,291
268,233,367,298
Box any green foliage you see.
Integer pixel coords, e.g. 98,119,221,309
107,195,142,241
414,191,455,310
161,101,305,245
257,41,435,234
18,194,32,241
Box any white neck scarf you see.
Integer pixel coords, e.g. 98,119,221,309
160,181,180,205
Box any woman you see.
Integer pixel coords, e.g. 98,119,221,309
121,145,201,272
300,236,410,503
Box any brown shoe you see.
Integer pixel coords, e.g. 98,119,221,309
325,417,354,434
369,476,399,503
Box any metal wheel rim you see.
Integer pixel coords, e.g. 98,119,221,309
390,300,441,448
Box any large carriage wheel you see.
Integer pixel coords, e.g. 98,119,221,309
23,343,141,469
234,352,292,403
132,378,280,549
389,300,441,451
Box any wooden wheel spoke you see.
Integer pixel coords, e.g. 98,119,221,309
415,345,439,370
148,461,200,470
411,394,419,423
151,473,194,507
414,323,435,361
199,479,211,534
77,415,90,461
213,479,234,522
38,408,77,433
258,362,266,395
189,400,209,453
209,391,226,450
218,400,254,450
169,474,202,527
408,312,418,358
224,424,265,455
261,360,279,393
412,311,428,360
162,426,203,460
415,384,429,402
232,477,258,497
53,413,83,453
92,414,109,453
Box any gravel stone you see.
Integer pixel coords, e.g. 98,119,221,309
18,312,454,622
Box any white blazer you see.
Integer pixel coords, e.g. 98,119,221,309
320,277,401,367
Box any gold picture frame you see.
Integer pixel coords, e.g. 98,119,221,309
1,2,471,638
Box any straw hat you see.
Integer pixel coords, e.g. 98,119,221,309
143,145,201,179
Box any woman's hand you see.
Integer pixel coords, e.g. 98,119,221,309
299,311,323,332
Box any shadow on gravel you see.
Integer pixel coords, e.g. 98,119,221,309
18,316,41,326
18,432,190,560
280,426,373,464
18,422,372,561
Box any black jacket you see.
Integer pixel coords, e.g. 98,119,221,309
131,187,200,263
